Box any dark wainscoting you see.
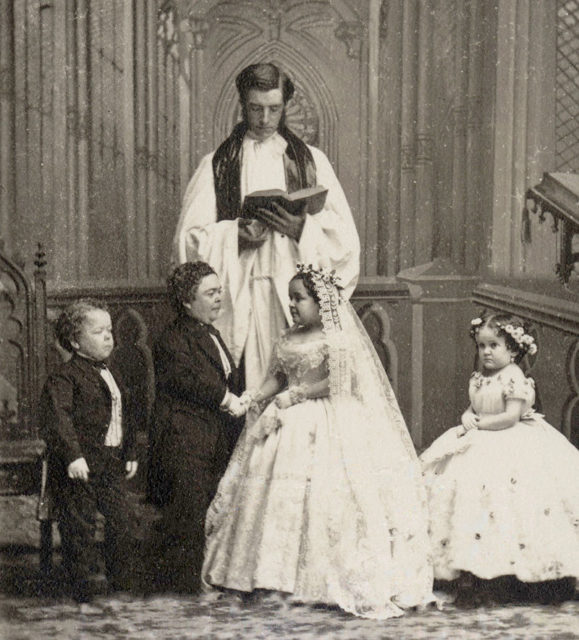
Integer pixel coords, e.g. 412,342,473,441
47,276,579,461
48,282,420,454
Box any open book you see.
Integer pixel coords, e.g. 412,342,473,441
241,185,328,219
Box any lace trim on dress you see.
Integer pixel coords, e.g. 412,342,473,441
268,330,327,382
247,405,282,441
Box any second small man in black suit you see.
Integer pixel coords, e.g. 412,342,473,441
39,299,141,602
148,261,244,594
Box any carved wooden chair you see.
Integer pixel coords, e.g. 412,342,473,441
0,244,52,572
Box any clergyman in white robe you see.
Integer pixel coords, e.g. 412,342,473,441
172,132,360,388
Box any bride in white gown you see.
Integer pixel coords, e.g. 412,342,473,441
202,264,434,619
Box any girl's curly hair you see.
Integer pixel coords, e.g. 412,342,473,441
469,310,536,363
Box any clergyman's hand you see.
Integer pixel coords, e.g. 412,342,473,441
254,202,306,241
238,219,268,251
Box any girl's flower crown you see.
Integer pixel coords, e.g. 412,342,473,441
470,316,538,356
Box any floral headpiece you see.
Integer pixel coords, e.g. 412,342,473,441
295,263,342,332
296,263,341,288
470,316,537,356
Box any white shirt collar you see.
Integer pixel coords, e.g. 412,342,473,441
242,131,287,156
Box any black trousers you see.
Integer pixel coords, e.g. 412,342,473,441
154,422,230,593
54,448,136,588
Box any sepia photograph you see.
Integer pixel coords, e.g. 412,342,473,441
0,0,578,637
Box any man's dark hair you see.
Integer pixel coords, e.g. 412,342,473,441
167,261,216,315
55,298,110,353
235,63,295,105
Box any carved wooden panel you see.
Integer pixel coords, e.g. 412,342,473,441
0,252,35,439
355,301,399,393
563,338,579,446
0,246,47,506
2,0,504,287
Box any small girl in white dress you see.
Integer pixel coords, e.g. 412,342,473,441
420,312,579,603
202,264,434,619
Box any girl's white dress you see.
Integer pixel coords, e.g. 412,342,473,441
420,363,579,582
203,327,434,619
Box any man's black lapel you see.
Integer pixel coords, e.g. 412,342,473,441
71,355,111,398
180,317,227,379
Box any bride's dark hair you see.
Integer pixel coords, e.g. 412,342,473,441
290,271,321,305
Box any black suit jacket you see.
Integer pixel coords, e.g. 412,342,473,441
148,315,242,506
39,354,140,475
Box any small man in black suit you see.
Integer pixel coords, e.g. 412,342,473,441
147,261,244,594
39,299,140,602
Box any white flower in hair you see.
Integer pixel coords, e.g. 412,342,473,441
296,263,341,287
496,320,537,356
471,318,482,326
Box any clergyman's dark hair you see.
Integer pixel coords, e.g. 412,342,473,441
235,63,295,104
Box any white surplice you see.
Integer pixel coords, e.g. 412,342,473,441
173,133,360,387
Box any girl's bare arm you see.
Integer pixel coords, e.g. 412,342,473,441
476,399,524,431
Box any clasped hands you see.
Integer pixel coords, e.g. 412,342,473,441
221,389,255,418
222,385,305,418
457,409,479,437
238,202,306,249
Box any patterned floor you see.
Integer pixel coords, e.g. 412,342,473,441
1,556,578,640
2,589,579,640
1,497,578,639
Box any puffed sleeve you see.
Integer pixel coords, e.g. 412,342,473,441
502,365,536,407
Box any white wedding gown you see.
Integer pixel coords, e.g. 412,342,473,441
203,328,434,619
